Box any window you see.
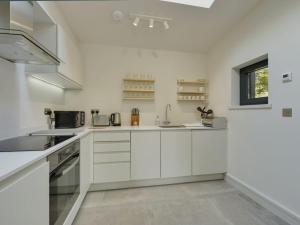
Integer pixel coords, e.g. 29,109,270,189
240,59,269,105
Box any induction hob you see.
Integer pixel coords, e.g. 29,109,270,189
0,135,74,152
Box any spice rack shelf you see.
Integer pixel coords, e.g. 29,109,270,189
123,78,155,83
177,80,207,85
123,97,154,100
124,89,155,93
123,76,155,101
177,91,206,95
177,79,208,103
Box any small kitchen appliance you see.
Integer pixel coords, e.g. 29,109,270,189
110,113,121,126
92,114,110,127
131,108,140,126
54,111,85,129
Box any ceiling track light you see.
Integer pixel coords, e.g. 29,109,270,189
130,13,172,30
133,17,140,27
163,21,170,30
149,19,154,28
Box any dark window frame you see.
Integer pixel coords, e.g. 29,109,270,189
240,59,269,105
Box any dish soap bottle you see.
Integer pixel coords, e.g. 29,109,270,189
155,115,160,126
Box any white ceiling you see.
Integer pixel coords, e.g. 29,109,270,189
57,0,261,53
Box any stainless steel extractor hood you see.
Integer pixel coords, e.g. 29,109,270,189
0,1,60,65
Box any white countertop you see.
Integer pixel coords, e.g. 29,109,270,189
89,125,215,131
0,125,221,183
0,128,90,183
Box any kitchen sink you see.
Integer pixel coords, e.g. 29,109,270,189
159,124,185,128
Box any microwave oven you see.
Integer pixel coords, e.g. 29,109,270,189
54,111,85,129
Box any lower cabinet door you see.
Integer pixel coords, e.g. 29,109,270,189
80,134,92,195
192,130,227,175
94,162,130,183
161,130,192,178
131,131,161,180
0,161,49,225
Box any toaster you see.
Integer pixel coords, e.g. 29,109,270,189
92,114,110,127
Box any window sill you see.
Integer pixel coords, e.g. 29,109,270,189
228,104,272,110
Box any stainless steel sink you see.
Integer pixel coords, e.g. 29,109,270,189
159,125,185,128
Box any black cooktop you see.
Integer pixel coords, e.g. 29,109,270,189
0,135,74,152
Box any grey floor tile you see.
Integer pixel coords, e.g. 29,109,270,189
73,181,289,225
211,192,289,225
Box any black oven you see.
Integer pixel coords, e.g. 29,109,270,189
48,140,80,225
54,111,85,129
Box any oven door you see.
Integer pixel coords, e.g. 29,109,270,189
49,152,80,225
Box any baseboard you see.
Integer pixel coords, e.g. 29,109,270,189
226,174,300,225
90,173,225,191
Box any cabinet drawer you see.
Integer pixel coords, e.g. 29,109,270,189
94,142,130,153
94,163,130,183
94,132,130,142
94,152,130,164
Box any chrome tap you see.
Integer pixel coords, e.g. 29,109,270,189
163,104,172,125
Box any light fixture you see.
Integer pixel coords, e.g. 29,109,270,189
163,21,170,30
133,17,140,27
160,0,216,8
130,13,172,30
149,18,154,28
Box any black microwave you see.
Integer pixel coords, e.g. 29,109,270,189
54,111,85,129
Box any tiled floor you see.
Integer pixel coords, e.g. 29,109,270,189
73,180,289,225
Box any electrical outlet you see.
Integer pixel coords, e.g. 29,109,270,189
91,109,100,114
282,108,292,117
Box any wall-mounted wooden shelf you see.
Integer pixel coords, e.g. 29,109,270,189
124,89,155,93
123,78,155,83
123,97,155,100
177,79,208,104
177,91,206,95
177,99,207,102
177,80,207,85
123,76,155,101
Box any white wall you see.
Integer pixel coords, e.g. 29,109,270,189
0,2,79,140
208,0,300,222
0,60,65,140
65,45,207,125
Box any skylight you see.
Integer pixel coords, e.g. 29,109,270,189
160,0,216,8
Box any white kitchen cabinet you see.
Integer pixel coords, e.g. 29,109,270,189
131,131,161,180
192,130,227,175
0,161,49,225
93,131,131,183
94,131,130,142
80,134,92,195
161,130,192,178
94,163,130,183
57,25,83,85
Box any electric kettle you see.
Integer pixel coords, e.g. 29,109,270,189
110,113,121,126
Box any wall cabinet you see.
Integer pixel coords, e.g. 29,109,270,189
192,130,227,175
131,131,161,180
57,25,83,85
0,161,49,225
161,130,192,178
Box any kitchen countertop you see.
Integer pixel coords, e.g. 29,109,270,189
89,125,216,131
0,128,90,183
0,125,222,183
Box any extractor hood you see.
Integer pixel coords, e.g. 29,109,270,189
0,1,60,65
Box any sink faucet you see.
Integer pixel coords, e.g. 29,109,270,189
163,104,172,125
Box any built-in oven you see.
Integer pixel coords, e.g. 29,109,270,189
48,140,80,225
